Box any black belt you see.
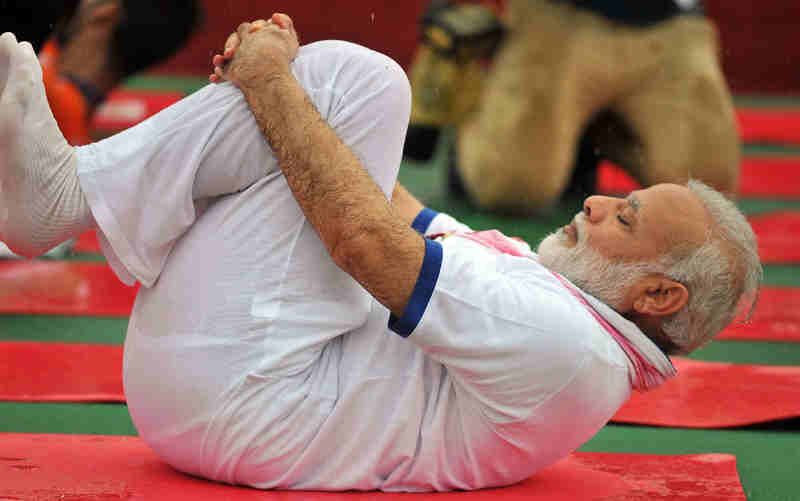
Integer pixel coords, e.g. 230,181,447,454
551,0,704,27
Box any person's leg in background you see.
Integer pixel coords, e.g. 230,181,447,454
404,1,505,163
456,0,634,214
607,16,740,197
441,0,739,214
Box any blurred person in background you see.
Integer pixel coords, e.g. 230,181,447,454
0,0,200,258
405,0,740,214
36,0,201,146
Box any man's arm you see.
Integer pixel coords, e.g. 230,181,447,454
391,183,426,227
218,17,426,317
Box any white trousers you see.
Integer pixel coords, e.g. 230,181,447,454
75,41,412,482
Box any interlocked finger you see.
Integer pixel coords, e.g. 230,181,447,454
236,22,252,40
250,19,270,32
224,32,240,53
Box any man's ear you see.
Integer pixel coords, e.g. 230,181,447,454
632,275,689,317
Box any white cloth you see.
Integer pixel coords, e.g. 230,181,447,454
76,40,669,492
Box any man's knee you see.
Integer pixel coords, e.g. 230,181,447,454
468,183,564,214
458,144,567,213
301,41,411,122
346,43,411,116
694,133,740,196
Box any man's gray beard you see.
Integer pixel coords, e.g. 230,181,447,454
537,230,649,311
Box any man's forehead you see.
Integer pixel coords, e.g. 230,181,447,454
636,184,710,246
635,184,700,211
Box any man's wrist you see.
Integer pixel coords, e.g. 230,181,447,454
238,66,295,94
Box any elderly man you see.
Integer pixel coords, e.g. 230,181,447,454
0,16,760,492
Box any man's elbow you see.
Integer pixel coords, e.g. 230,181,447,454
329,229,380,279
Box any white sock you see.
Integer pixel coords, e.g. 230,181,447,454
0,32,93,258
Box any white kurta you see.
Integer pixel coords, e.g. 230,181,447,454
75,41,673,492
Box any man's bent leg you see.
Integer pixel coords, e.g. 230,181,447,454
75,81,277,286
456,0,632,213
0,29,270,265
613,17,740,196
75,40,410,287
293,41,412,196
121,41,413,484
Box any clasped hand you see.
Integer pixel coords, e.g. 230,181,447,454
210,13,300,88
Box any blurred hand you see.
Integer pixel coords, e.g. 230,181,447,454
209,13,299,88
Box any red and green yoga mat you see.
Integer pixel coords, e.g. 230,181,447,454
612,357,800,428
717,287,800,342
747,211,800,263
0,260,137,317
0,433,745,500
597,158,800,199
74,229,102,254
0,342,123,402
3,342,800,429
737,108,800,144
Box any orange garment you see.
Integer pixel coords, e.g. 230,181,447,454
38,39,91,146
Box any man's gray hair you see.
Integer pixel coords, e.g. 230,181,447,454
659,180,762,354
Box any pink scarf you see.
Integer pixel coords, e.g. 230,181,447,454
453,230,669,391
550,272,668,390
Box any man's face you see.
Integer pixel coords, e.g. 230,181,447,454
537,184,710,310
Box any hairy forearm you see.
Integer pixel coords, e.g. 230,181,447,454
391,183,426,226
240,74,424,315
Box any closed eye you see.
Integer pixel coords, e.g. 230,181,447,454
617,214,630,227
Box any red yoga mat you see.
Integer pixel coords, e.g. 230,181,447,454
0,342,124,402
596,158,800,198
737,108,800,144
0,433,745,501
74,230,101,254
717,287,800,342
612,357,800,428
747,211,800,264
0,260,137,317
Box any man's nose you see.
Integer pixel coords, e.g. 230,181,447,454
583,195,613,223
